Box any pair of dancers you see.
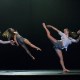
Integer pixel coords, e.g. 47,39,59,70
2,24,80,72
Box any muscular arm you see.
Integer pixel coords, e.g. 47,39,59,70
0,40,11,44
0,40,15,45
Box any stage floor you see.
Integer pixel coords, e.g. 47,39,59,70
0,70,80,75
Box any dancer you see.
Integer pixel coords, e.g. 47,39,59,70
42,23,80,72
2,28,41,60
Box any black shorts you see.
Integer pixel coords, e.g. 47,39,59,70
53,40,64,50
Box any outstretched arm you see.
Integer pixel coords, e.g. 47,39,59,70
76,35,80,43
24,39,41,51
47,25,60,33
70,35,80,43
0,40,14,45
0,40,11,44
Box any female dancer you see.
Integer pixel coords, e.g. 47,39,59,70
42,23,80,72
2,28,41,60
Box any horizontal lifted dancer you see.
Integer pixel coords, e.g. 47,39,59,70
2,28,41,60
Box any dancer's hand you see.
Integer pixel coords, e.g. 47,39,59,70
10,40,15,45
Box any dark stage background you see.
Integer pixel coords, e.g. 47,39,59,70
0,0,80,70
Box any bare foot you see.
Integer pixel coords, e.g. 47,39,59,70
42,23,46,28
37,47,42,51
32,56,35,60
63,69,70,73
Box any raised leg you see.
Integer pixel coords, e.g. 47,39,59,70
42,23,57,43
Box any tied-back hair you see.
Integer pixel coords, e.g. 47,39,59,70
2,28,16,39
2,29,10,38
69,31,78,39
64,28,78,39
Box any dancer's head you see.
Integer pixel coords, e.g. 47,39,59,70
2,28,16,38
8,28,16,34
63,28,69,35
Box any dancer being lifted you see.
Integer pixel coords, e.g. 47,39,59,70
42,23,80,72
2,28,41,60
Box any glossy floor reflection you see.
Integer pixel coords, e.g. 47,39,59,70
0,70,80,75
